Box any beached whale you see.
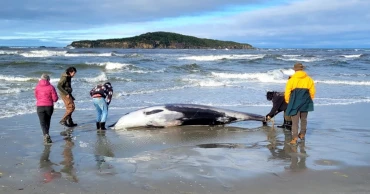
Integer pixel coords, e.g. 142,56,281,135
110,104,266,130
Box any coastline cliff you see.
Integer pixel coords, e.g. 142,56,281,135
70,32,253,49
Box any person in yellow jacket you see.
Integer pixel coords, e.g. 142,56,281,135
285,63,315,145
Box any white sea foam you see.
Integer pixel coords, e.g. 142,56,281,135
79,141,89,148
130,69,166,74
78,72,108,83
0,50,19,55
277,55,323,62
86,62,131,70
178,54,265,61
315,98,370,106
0,75,35,82
0,100,36,118
281,69,295,76
66,53,112,57
111,53,141,57
19,50,67,57
211,70,288,83
105,62,129,70
182,78,229,87
0,88,23,94
333,73,369,77
316,80,370,86
340,54,362,58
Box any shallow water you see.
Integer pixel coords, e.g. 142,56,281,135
1,103,370,194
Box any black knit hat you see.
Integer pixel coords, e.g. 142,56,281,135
266,91,274,101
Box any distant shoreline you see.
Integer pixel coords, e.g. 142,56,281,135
70,31,254,49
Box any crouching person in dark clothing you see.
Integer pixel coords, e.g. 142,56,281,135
90,82,113,130
266,91,292,130
35,74,59,144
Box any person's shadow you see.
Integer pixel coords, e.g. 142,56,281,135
39,145,61,183
94,133,115,175
60,138,79,182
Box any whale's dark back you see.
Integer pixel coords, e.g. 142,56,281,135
165,104,237,125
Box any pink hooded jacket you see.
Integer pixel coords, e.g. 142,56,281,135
35,79,59,106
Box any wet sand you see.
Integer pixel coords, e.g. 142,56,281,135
1,103,370,194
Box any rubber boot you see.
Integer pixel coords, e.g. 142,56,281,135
43,134,53,145
277,118,286,128
298,133,305,141
59,119,71,127
285,121,292,131
67,117,77,127
100,122,106,130
96,122,100,130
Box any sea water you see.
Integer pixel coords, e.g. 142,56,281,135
0,47,369,119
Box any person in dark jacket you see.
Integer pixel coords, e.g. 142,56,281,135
285,63,315,145
57,67,77,127
266,91,292,130
90,82,113,130
35,73,58,144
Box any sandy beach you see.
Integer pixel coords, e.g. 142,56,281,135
1,103,370,194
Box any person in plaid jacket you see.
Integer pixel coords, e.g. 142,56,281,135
90,82,113,130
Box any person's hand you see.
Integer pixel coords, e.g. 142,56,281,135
266,115,271,121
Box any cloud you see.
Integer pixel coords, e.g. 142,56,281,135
0,0,369,48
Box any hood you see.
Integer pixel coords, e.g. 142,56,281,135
292,71,307,79
37,79,51,86
61,72,69,77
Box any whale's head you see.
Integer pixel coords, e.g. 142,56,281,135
111,106,183,130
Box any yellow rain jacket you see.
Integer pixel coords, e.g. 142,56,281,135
285,71,315,116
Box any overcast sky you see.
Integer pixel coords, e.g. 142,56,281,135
1,0,369,48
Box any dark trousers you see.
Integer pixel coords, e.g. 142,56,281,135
291,111,308,139
37,106,54,135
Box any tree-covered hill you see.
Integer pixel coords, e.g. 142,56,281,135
70,32,253,49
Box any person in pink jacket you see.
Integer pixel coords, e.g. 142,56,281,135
35,74,59,145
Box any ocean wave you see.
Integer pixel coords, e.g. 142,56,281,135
18,50,117,58
85,62,131,70
19,50,68,57
111,52,141,58
0,100,36,118
0,50,19,55
333,73,370,77
339,54,362,58
130,69,166,74
0,61,44,66
0,75,37,82
315,98,370,106
65,52,112,57
169,63,202,73
76,72,108,83
276,55,324,62
210,69,291,83
182,78,230,87
316,80,370,86
118,86,190,96
0,88,23,94
109,77,132,82
178,54,265,61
